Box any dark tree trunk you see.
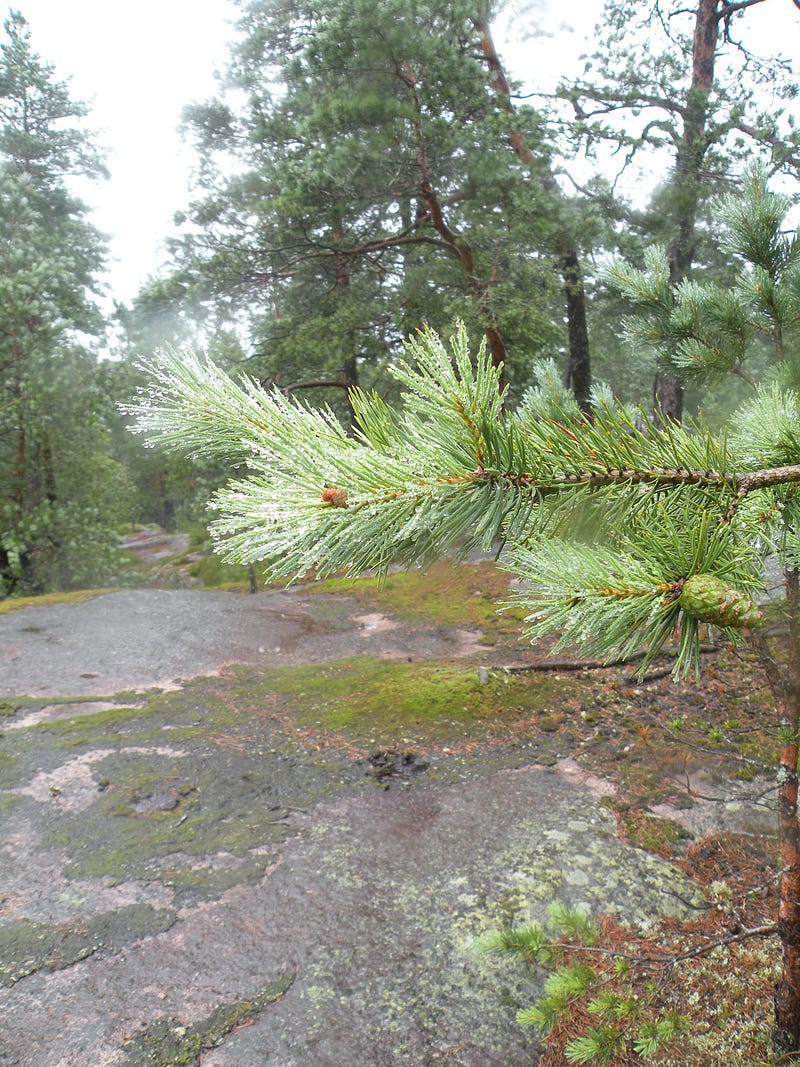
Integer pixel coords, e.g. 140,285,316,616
656,0,721,422
652,369,684,424
38,434,58,504
472,16,592,413
754,567,800,1051
560,249,592,414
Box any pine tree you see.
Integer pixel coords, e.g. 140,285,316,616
558,0,800,421
162,0,567,415
127,167,800,1050
0,12,122,593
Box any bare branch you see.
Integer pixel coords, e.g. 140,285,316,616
281,378,348,395
716,0,767,21
556,923,777,964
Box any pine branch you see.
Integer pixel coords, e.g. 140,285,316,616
126,320,797,678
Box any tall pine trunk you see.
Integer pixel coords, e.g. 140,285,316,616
774,570,800,1050
472,16,592,413
559,248,591,413
657,0,722,421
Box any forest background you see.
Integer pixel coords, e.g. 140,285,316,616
1,0,799,596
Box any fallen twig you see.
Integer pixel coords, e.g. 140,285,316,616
498,644,719,676
558,922,776,966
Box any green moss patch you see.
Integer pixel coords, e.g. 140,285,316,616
0,751,19,791
260,656,582,750
312,559,524,644
20,677,360,896
48,746,296,893
121,975,294,1066
0,904,176,987
20,676,258,746
0,587,113,615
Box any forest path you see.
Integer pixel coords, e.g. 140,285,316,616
0,579,739,1066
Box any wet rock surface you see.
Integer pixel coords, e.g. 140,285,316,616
0,587,483,699
0,587,708,1066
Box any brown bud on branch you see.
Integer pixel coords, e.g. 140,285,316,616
321,486,348,508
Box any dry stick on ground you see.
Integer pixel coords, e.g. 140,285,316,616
554,923,777,967
498,644,720,674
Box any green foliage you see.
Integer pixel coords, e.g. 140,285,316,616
564,1025,627,1065
481,905,686,1064
127,264,792,679
127,323,536,578
605,166,800,393
506,504,760,677
99,345,246,536
548,902,601,945
129,166,800,1055
0,14,121,595
518,359,581,421
156,0,566,404
479,922,555,966
632,1012,685,1057
187,552,258,591
521,961,597,1031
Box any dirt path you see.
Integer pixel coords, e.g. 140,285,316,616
0,584,713,1066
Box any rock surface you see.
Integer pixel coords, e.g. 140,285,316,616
0,587,708,1066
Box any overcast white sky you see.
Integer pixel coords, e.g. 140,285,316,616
17,0,238,304
10,0,800,307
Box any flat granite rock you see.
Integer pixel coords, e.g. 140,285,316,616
0,588,710,1066
0,588,480,697
1,759,704,1067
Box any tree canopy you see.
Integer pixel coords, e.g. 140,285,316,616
554,0,800,417
0,11,125,593
163,0,574,413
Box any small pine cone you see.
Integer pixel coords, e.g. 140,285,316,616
678,573,763,630
321,486,348,508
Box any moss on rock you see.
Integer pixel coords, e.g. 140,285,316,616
0,904,176,987
258,656,579,749
311,559,524,642
121,975,294,1066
